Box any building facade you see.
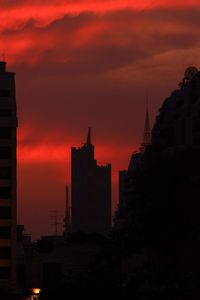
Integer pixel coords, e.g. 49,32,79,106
71,128,111,235
0,61,18,288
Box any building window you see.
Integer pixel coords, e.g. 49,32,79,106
0,127,12,139
0,147,12,159
0,187,11,199
0,207,11,219
0,90,10,97
0,247,11,259
0,109,12,116
0,226,11,239
0,167,11,179
0,267,11,279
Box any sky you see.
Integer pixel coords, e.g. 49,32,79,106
1,0,200,240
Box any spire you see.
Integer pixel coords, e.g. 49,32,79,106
140,99,151,152
86,127,91,145
64,185,71,235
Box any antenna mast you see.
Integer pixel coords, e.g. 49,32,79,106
140,97,151,152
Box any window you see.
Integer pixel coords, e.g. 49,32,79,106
0,147,12,159
0,90,10,97
0,127,12,139
0,247,11,259
0,227,11,239
0,267,11,279
0,109,12,116
0,187,11,199
0,207,11,219
0,167,11,179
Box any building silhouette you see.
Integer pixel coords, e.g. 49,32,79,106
63,185,71,236
152,66,200,148
140,104,151,152
71,128,111,235
118,105,151,205
0,61,18,288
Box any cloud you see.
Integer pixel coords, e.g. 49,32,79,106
1,7,199,67
0,0,200,33
10,1,200,238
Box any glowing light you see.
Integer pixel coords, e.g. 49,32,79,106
31,288,41,295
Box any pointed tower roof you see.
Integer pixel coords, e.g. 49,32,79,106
86,127,91,145
140,100,151,152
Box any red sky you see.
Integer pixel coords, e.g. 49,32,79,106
2,0,200,239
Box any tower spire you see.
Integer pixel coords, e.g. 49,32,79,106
64,185,71,235
86,127,91,145
140,99,151,152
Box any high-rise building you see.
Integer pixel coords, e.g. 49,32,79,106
71,128,111,235
0,61,18,288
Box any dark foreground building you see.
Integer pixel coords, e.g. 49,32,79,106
112,66,200,295
0,61,18,288
71,128,111,235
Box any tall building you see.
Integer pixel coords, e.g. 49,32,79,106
71,128,111,235
0,62,18,288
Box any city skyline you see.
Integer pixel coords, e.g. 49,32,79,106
0,0,199,239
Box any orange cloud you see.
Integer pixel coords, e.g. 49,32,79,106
2,6,199,68
0,0,200,32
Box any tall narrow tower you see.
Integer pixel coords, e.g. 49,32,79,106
71,128,111,235
0,61,18,288
63,185,71,236
140,103,151,152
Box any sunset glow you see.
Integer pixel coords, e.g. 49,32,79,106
6,0,199,239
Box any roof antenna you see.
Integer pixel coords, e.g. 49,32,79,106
140,92,151,152
86,127,91,145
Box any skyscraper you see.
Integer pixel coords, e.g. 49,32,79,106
0,62,18,288
71,128,111,235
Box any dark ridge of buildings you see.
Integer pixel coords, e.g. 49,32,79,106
152,66,200,149
71,128,112,235
0,61,18,289
113,66,200,290
118,66,200,213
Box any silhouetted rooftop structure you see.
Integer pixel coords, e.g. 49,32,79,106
71,128,112,235
152,66,200,149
